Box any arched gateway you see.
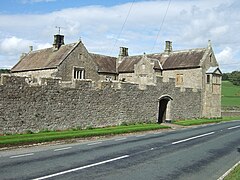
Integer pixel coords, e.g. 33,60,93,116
158,95,173,123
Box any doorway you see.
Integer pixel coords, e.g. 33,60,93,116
158,95,172,123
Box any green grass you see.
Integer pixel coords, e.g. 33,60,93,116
222,81,240,107
173,116,240,126
224,163,240,180
0,124,170,147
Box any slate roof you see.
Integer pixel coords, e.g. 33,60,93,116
90,53,117,74
118,48,207,72
121,48,207,72
11,39,208,74
162,48,206,70
118,56,142,73
11,42,79,72
206,67,222,74
118,54,164,73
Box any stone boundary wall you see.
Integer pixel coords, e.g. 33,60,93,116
0,75,202,134
221,111,240,117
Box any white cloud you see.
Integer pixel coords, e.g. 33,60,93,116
0,36,53,68
36,43,52,50
215,47,240,72
216,47,233,64
0,36,32,55
0,0,239,72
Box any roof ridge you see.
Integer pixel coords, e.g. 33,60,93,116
171,47,207,53
90,52,116,58
29,42,77,54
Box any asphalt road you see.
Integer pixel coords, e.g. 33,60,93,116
0,121,239,180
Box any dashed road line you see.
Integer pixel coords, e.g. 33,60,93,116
228,125,240,130
10,153,34,159
54,147,72,152
32,155,130,180
87,141,102,146
171,132,215,145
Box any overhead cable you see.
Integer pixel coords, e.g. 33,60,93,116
151,0,172,52
110,0,135,55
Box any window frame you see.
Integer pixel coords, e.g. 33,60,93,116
73,67,85,80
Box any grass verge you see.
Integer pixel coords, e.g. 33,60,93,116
0,124,170,147
222,81,240,108
224,163,240,180
173,116,240,126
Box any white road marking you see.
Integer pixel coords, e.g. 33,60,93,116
114,138,127,141
171,132,215,145
217,160,240,180
153,132,162,134
32,155,130,180
228,125,240,130
10,153,34,159
135,134,146,137
54,147,72,152
87,141,102,146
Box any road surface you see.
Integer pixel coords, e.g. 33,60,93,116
0,120,239,180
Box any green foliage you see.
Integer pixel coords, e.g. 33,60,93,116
72,126,82,131
0,124,170,147
86,125,94,130
0,69,10,74
24,130,34,134
228,71,240,86
222,73,230,81
222,81,240,107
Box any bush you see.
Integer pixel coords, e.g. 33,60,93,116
228,71,240,86
24,130,34,134
86,125,94,130
120,121,128,126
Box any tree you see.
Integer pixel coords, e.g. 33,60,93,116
222,73,229,81
0,69,10,74
228,71,240,86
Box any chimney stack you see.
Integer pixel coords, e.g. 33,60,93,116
29,46,33,52
119,47,129,57
53,34,64,50
164,41,172,54
208,40,212,48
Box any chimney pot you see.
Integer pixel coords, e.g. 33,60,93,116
165,41,172,54
29,46,33,52
53,34,64,50
119,47,129,57
208,40,212,48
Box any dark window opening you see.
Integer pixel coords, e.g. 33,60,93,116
207,75,210,84
74,68,85,80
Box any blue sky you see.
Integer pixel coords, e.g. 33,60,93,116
0,0,239,72
0,0,140,14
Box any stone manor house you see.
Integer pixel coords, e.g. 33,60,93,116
0,34,222,133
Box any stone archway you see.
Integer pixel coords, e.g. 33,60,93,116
158,95,173,123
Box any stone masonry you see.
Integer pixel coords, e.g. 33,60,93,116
0,75,201,134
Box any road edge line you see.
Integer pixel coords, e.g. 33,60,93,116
217,160,240,180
